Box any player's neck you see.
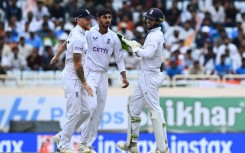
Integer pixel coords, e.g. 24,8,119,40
99,25,108,34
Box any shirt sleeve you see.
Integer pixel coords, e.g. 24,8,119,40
136,38,159,58
113,34,126,72
71,38,84,54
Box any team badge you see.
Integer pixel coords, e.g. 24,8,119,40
107,39,110,44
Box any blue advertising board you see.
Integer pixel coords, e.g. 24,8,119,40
0,132,244,153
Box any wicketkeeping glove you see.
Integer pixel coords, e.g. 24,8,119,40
117,33,142,52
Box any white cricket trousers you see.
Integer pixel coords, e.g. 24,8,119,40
81,70,108,147
129,70,167,141
58,78,90,149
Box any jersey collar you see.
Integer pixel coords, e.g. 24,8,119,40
149,27,161,33
76,25,86,35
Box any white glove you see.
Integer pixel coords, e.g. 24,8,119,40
122,37,142,53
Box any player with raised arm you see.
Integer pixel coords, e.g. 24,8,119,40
54,9,93,153
117,8,170,153
51,9,129,153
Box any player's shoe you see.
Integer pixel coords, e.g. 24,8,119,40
89,147,96,153
117,142,138,153
148,148,170,153
78,143,91,153
56,147,74,153
53,133,61,145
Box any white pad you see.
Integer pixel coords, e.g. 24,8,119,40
126,105,141,146
149,110,167,152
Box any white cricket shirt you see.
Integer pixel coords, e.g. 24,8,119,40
85,25,125,72
136,27,165,72
62,25,88,79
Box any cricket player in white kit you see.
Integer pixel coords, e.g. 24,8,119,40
52,9,94,153
79,9,129,153
117,8,170,153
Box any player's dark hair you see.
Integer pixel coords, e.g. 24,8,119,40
97,9,112,17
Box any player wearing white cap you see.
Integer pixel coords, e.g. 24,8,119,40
117,8,170,153
52,9,94,153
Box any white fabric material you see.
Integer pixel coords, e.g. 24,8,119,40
85,25,126,73
126,26,169,151
58,78,90,149
81,25,126,147
128,71,164,144
81,70,108,146
136,27,164,72
126,104,141,146
150,109,167,152
62,25,88,79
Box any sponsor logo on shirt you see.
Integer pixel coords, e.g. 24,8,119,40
93,47,108,54
74,47,83,50
93,36,98,40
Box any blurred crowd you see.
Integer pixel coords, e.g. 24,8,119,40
0,0,245,79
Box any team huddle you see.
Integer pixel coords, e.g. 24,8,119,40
50,7,170,153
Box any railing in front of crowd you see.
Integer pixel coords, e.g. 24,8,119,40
1,70,245,88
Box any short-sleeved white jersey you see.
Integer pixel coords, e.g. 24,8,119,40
62,25,88,79
136,27,165,72
85,25,125,72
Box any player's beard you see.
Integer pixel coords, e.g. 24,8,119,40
101,22,110,29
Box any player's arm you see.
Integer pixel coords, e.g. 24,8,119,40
50,41,67,64
135,40,158,58
114,35,129,88
73,53,93,96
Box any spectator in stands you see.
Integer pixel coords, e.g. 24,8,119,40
214,54,233,78
196,26,212,48
23,11,39,32
5,0,22,22
189,60,204,75
208,0,225,25
25,27,43,50
49,0,66,19
165,58,184,79
42,44,58,71
33,0,50,21
9,46,27,71
104,0,117,26
37,22,50,38
224,1,238,27
216,37,241,70
182,20,195,47
26,47,43,70
133,26,145,41
166,26,185,50
0,36,11,71
165,1,181,26
18,36,33,59
117,1,133,21
117,14,134,32
124,52,141,70
117,22,134,40
198,0,212,13
202,46,216,74
236,58,245,74
182,49,194,69
4,27,18,47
